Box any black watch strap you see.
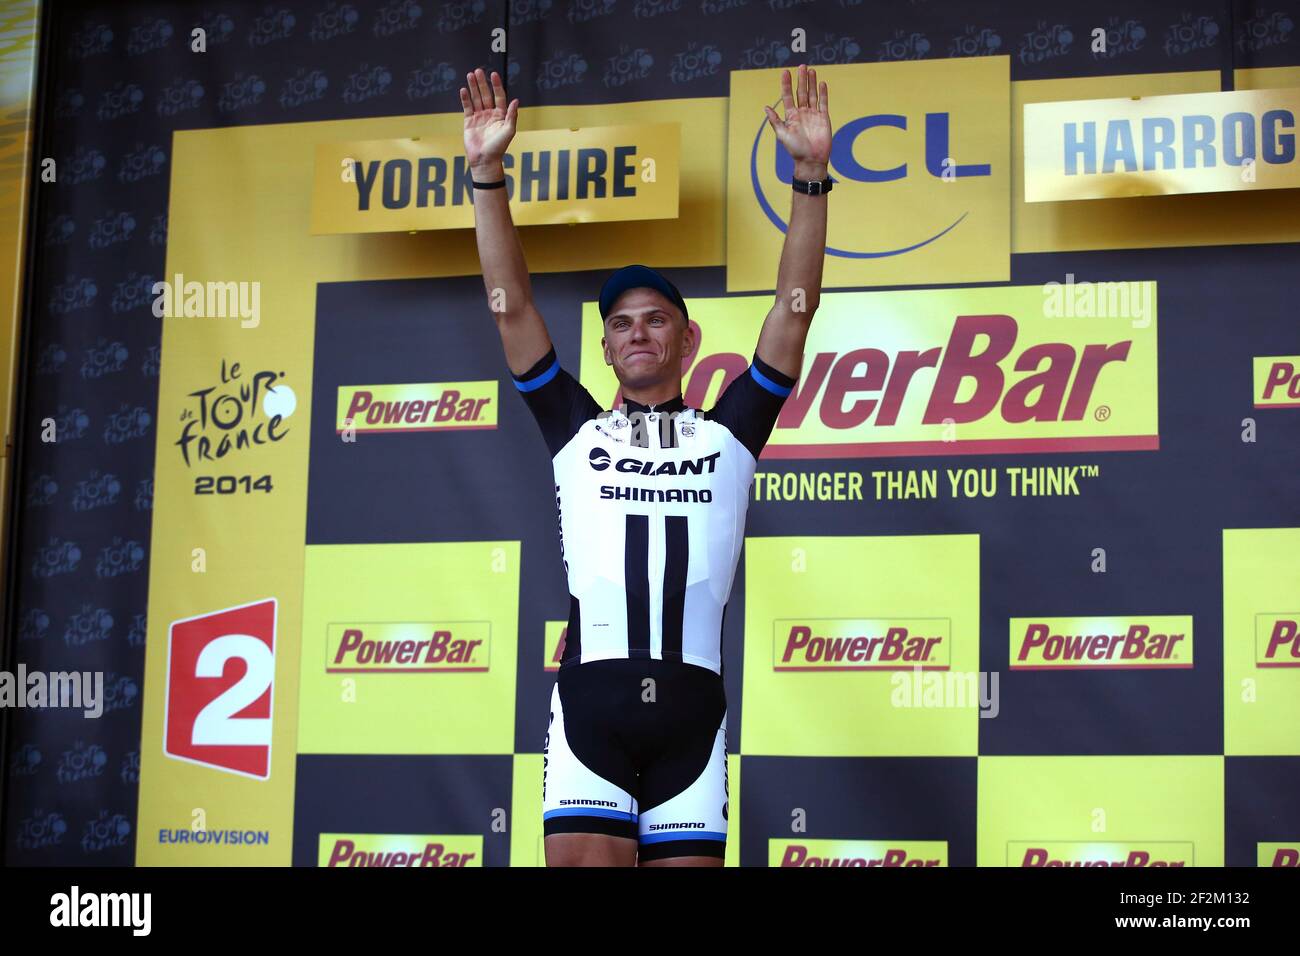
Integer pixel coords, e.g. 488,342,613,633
791,176,833,195
472,178,507,189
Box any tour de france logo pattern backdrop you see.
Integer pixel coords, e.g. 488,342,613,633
4,0,1299,866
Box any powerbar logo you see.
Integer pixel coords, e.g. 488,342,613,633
1254,357,1300,408
1010,616,1192,670
615,286,1160,459
320,834,481,867
326,623,489,672
1256,614,1300,667
774,619,950,671
336,381,496,433
772,313,1139,445
1258,842,1300,867
771,840,948,867
1010,842,1193,867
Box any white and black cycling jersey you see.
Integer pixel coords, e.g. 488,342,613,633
512,346,795,676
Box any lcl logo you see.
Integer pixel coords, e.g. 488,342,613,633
750,110,992,259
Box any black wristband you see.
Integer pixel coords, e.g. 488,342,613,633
792,177,833,195
472,178,506,190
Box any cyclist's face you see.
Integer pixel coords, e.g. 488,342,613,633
602,288,694,389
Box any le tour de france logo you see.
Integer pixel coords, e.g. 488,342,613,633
176,358,295,470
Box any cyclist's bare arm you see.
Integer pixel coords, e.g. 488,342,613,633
753,64,831,381
461,67,552,377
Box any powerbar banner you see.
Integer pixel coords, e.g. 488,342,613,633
312,124,680,234
579,283,1158,459
1024,87,1300,202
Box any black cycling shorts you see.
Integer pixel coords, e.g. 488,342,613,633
542,658,729,862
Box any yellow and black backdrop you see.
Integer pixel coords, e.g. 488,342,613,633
2,0,1298,867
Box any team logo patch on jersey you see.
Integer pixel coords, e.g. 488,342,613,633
588,447,722,475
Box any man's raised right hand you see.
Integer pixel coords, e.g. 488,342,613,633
460,68,518,176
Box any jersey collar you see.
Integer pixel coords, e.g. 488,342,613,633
618,393,687,416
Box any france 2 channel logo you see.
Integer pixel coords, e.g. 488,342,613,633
164,598,277,779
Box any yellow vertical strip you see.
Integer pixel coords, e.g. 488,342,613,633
0,0,39,604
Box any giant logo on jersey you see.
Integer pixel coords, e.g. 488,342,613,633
587,447,720,474
588,447,721,502
165,598,276,779
726,58,1010,289
579,284,1158,460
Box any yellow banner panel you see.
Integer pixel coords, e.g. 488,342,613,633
1013,69,1300,252
297,542,518,755
1224,529,1300,755
313,124,679,234
1026,87,1300,201
727,57,1010,290
742,534,979,757
977,756,1223,867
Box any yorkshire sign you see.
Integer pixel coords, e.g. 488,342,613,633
313,123,680,234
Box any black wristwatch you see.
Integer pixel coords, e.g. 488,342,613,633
792,176,833,195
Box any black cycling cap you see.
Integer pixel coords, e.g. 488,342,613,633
598,264,689,324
